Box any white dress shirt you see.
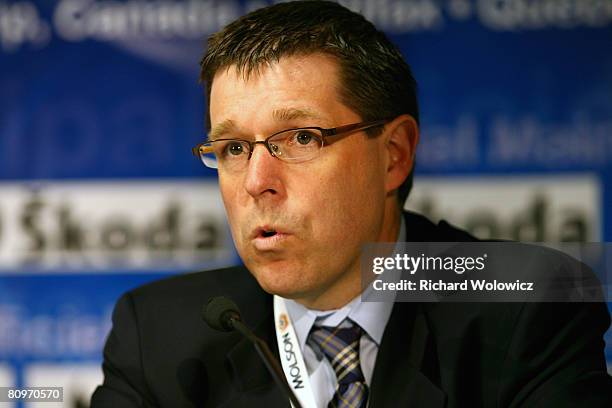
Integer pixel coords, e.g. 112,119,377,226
282,218,405,407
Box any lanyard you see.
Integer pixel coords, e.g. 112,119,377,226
273,295,318,408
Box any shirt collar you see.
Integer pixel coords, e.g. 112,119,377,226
283,215,406,351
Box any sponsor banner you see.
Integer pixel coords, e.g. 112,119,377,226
1,0,611,54
0,272,168,406
415,114,612,171
0,180,234,273
0,175,599,274
0,274,163,361
2,2,610,234
405,174,602,242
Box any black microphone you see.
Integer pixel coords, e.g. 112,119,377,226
203,296,303,408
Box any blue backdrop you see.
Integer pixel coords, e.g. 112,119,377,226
0,1,611,405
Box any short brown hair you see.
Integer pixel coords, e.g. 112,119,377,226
200,0,418,204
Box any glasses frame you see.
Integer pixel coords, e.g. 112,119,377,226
191,119,389,168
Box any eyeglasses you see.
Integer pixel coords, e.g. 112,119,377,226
192,119,388,172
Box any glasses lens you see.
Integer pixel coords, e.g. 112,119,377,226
269,129,323,162
204,140,251,171
195,143,218,169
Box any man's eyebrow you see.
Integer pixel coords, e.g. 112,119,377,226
208,108,324,141
272,107,324,123
208,119,236,141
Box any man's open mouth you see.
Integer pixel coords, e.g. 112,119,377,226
261,229,277,238
253,226,284,239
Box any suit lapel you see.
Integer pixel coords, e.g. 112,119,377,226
369,302,446,407
223,300,288,407
365,210,447,407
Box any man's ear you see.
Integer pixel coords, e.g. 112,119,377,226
382,114,419,194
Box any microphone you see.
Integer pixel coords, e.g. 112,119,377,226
203,296,303,408
203,296,240,332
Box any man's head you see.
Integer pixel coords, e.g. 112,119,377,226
199,0,419,309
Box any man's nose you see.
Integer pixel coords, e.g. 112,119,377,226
243,142,284,198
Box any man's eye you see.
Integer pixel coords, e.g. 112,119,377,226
293,131,315,145
225,142,246,156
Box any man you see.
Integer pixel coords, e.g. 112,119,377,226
91,1,612,407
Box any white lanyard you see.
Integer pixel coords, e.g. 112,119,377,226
273,295,318,408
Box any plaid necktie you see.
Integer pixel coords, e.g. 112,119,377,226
308,320,368,408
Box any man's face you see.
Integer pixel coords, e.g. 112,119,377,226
209,53,393,308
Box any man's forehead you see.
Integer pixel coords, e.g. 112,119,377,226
214,52,340,82
208,54,346,139
210,53,342,104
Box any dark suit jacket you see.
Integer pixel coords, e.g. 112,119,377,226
91,212,612,407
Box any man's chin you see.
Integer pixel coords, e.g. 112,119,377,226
248,264,312,299
259,285,305,300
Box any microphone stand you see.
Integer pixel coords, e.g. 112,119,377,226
229,317,303,408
